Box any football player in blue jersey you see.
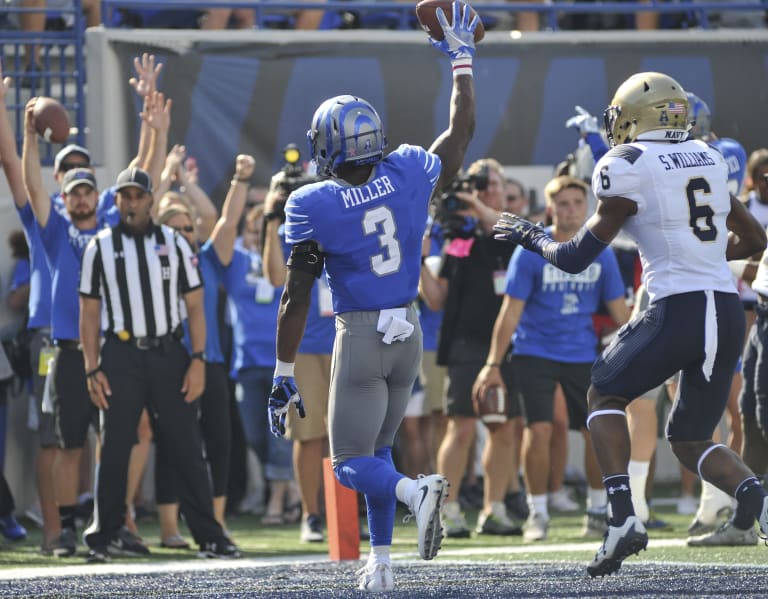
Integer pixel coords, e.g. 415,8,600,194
268,1,478,592
496,72,767,577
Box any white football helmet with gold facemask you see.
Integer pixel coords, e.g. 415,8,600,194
603,72,689,147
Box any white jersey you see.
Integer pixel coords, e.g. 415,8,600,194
592,138,735,303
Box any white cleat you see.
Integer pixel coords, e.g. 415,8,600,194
357,562,394,592
687,520,758,546
759,495,768,542
587,516,648,578
407,474,449,560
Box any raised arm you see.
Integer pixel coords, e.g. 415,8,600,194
0,66,26,207
142,90,172,204
22,99,52,227
176,156,217,241
210,154,255,266
261,172,290,287
427,2,478,193
128,53,163,169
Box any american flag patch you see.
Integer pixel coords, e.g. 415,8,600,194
154,244,169,256
668,102,686,114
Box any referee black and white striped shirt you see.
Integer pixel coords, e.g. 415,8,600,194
79,222,202,337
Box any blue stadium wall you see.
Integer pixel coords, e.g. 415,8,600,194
91,29,768,200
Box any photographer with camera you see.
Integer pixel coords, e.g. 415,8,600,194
418,157,525,538
262,146,335,544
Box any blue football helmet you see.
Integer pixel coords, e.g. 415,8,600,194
306,95,387,177
711,137,747,195
687,92,711,141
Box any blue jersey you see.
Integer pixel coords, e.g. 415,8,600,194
181,241,227,364
279,226,335,355
16,203,52,329
223,246,282,375
505,236,625,363
285,144,441,314
40,209,103,341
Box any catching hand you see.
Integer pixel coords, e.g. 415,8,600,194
565,105,599,136
430,2,479,60
268,376,306,438
493,212,549,251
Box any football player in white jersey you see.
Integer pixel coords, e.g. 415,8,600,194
494,72,767,577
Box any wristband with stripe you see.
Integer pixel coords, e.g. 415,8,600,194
451,57,473,77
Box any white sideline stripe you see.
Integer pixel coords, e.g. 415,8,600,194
392,537,688,559
3,538,765,581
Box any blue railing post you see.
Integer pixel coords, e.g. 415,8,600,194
74,0,87,149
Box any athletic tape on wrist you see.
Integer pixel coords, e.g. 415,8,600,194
274,360,295,378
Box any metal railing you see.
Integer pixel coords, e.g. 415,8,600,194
1,1,86,164
99,0,768,31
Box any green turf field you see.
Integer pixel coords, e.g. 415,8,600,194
1,499,765,570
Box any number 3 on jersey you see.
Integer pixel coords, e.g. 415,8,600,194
686,177,717,242
363,205,402,276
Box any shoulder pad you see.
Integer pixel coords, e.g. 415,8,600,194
605,145,644,165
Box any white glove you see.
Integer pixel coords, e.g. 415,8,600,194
565,105,600,136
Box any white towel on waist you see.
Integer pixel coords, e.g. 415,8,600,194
702,289,717,382
377,308,414,344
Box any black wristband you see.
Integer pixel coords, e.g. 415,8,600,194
85,366,101,379
190,351,206,362
421,256,427,265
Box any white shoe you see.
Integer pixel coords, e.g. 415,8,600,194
441,503,471,538
357,562,393,592
587,516,648,578
523,512,549,542
406,474,448,560
676,495,698,516
759,496,768,540
548,489,580,512
687,520,758,546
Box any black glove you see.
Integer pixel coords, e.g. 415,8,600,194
268,375,306,438
493,212,550,253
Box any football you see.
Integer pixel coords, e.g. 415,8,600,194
477,386,506,424
32,97,70,144
415,0,485,43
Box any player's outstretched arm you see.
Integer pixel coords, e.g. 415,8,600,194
494,196,632,274
427,1,477,192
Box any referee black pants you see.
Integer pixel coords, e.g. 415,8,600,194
85,337,224,548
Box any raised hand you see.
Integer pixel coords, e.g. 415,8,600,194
493,212,550,251
429,1,479,60
565,105,599,136
141,90,172,132
129,53,163,98
235,154,255,181
268,375,306,438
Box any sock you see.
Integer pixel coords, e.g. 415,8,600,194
587,488,607,511
369,544,391,566
366,492,397,547
59,505,77,532
698,481,734,521
628,460,650,522
603,474,634,526
527,494,548,519
732,476,767,530
395,478,418,506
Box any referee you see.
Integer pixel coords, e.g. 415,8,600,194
79,167,239,561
